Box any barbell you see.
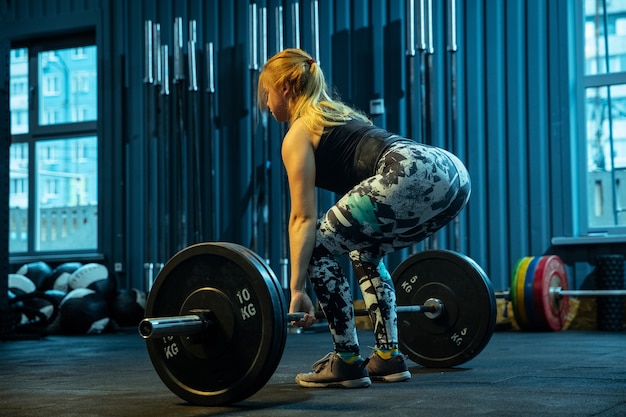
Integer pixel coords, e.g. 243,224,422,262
139,298,443,339
502,255,626,331
139,300,444,339
140,242,497,406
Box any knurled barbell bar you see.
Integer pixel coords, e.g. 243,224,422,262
140,242,496,406
139,299,444,340
497,288,626,298
499,255,626,331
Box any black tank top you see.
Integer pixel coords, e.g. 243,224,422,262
314,120,409,194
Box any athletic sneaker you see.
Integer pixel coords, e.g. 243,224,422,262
295,352,371,388
366,352,411,382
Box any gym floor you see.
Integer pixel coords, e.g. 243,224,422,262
1,326,625,417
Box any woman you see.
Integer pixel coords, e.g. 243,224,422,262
258,49,471,389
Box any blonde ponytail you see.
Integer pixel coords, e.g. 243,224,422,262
258,49,370,133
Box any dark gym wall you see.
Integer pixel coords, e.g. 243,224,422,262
1,0,597,295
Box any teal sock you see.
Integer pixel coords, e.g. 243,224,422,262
336,352,362,364
376,348,399,360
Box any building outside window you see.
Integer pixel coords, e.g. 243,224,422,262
9,41,98,255
584,0,626,229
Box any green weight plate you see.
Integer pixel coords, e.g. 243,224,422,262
391,250,496,368
511,257,533,330
144,242,286,406
532,255,569,331
509,258,523,328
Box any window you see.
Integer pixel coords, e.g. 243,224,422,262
9,37,98,255
584,0,626,230
38,46,97,125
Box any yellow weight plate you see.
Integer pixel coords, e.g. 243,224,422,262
511,257,533,330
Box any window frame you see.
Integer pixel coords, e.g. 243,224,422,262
577,0,626,235
10,32,99,258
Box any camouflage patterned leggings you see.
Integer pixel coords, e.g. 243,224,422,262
308,141,471,354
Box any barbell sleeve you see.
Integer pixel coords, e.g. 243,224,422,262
495,288,626,299
311,0,320,63
406,0,416,56
143,20,153,84
557,288,626,297
206,42,215,94
291,1,300,49
173,17,184,82
139,315,205,339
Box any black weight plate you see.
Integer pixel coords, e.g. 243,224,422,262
392,250,496,368
215,242,289,369
216,242,288,320
145,242,286,406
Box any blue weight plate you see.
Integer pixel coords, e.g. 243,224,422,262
523,256,541,330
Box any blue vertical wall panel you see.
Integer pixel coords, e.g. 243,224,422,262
505,0,530,278
485,0,508,284
547,0,574,238
526,0,552,254
370,0,386,129
464,0,489,271
383,1,405,136
451,0,470,255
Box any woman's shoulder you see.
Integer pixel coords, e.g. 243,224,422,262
284,118,321,149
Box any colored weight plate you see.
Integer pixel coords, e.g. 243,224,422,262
391,249,496,368
516,257,532,329
509,258,523,329
144,242,287,406
509,258,524,328
523,256,542,330
532,255,569,331
510,257,533,330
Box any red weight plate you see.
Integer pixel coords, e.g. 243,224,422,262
532,255,569,331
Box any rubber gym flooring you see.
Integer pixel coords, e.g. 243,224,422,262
1,326,625,417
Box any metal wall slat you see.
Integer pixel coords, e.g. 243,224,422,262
430,0,446,150
451,0,469,255
505,0,530,275
382,0,405,136
350,1,374,116
331,0,352,101
547,0,574,238
464,0,489,271
526,0,551,254
485,0,508,283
